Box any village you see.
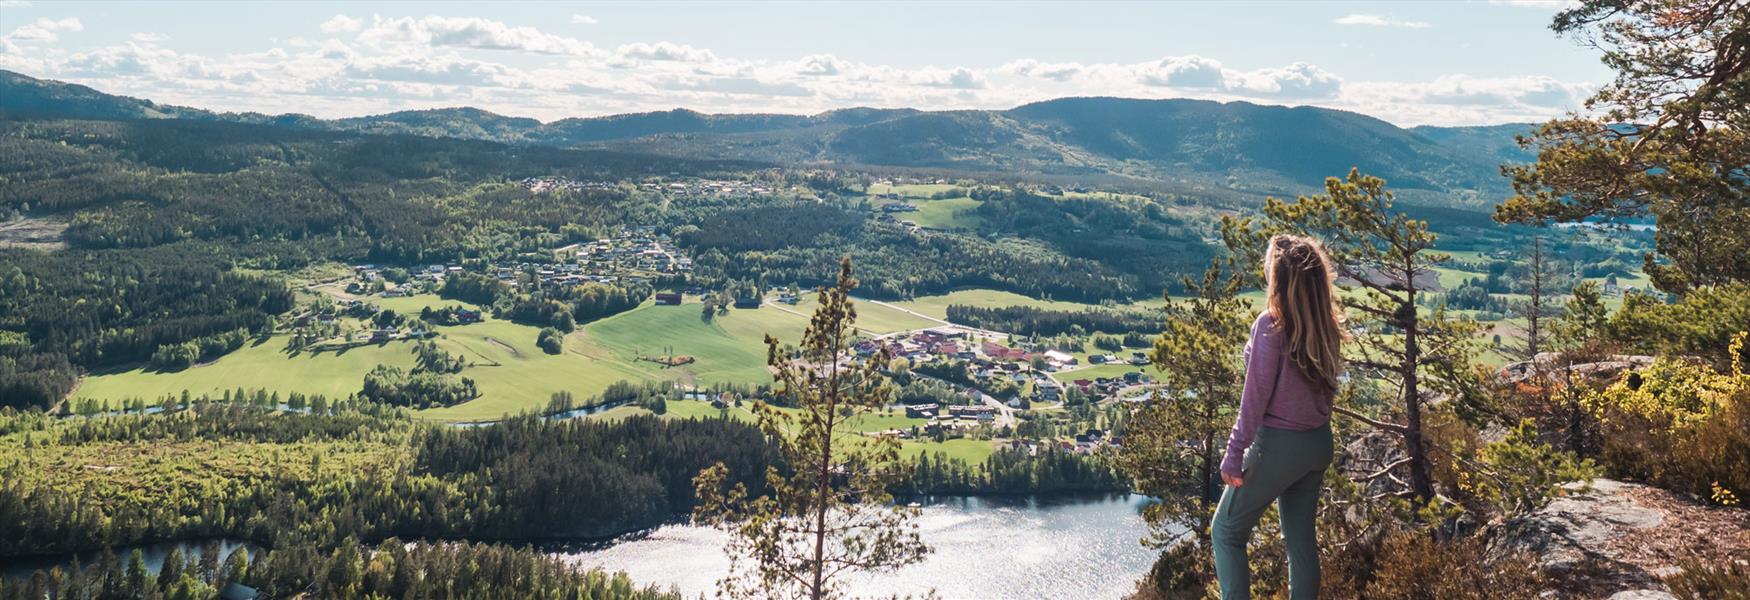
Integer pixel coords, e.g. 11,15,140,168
322,220,1145,458
519,176,778,198
342,227,695,300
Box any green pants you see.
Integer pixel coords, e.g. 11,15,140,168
1211,423,1333,600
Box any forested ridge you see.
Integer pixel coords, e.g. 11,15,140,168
0,406,777,558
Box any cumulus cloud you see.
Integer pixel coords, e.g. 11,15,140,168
571,14,599,25
1231,62,1343,99
797,54,848,76
1002,59,1082,82
358,16,597,56
321,14,363,33
615,41,716,63
1333,14,1432,28
131,32,168,43
2,11,1592,126
6,16,82,44
918,67,985,89
1139,55,1226,88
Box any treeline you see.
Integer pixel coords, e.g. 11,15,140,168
501,281,652,332
895,447,1129,495
147,328,248,371
945,304,1165,337
358,364,478,409
0,540,680,600
692,221,1143,301
441,274,650,331
0,247,292,410
969,187,1216,298
415,414,776,539
0,406,778,557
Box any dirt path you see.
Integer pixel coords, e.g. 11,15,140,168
484,337,521,358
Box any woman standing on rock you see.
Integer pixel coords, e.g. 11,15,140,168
1212,234,1346,600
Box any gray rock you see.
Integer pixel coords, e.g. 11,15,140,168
1607,591,1675,600
1492,479,1670,597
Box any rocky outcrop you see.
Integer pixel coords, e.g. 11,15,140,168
1491,478,1750,599
1497,353,1656,386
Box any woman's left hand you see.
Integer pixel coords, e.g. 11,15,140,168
1222,470,1244,488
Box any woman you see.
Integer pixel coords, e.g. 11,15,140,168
1212,234,1345,600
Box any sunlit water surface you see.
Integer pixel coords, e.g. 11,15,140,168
558,494,1162,600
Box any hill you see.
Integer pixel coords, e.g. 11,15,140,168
0,70,1530,203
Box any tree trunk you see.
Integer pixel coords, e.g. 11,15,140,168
1401,270,1436,504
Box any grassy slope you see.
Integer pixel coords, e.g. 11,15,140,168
76,294,935,422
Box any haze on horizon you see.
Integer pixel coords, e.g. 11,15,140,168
0,0,1604,126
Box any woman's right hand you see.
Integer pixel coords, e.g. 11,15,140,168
1222,470,1244,488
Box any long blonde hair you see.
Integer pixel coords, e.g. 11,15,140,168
1264,234,1346,392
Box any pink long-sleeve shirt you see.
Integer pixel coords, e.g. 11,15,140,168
1220,311,1334,477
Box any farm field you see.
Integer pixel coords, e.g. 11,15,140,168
73,334,427,404
890,288,1159,321
785,294,943,335
76,294,830,422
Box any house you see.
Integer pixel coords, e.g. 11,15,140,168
1043,350,1076,367
733,297,762,309
654,292,683,305
456,309,482,324
905,403,940,419
948,405,997,420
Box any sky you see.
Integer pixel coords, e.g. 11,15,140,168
0,1,1607,126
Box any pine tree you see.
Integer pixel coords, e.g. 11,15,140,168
1118,258,1249,549
693,258,930,600
1222,169,1485,504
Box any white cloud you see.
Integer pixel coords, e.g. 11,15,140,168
358,16,597,56
615,42,716,63
321,14,363,34
1333,14,1432,28
1139,55,1226,88
0,1,33,7
1002,59,1082,82
131,32,168,43
918,67,985,89
5,16,82,44
1,12,1591,126
797,54,848,77
570,14,598,25
1231,62,1343,99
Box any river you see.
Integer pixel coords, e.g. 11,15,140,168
557,493,1162,600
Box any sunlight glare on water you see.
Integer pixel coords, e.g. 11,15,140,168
559,494,1165,600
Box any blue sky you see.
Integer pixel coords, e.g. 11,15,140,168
0,1,1604,125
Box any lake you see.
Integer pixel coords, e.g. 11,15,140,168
557,493,1163,600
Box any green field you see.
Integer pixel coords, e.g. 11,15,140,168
77,294,839,422
890,288,1154,320
787,295,942,334
1052,362,1144,384
605,398,998,463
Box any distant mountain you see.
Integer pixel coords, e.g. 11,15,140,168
0,69,1532,200
328,107,545,143
0,70,215,121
